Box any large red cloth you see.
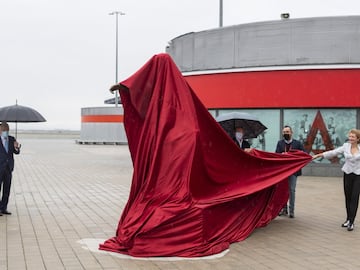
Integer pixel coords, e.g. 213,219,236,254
99,53,311,257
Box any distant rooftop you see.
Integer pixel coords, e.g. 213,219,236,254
104,97,122,105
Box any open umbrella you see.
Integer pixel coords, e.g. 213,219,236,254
215,112,267,139
0,102,46,138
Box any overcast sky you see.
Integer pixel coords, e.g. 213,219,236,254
1,0,359,131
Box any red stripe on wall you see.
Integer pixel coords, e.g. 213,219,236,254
82,115,123,123
184,69,360,108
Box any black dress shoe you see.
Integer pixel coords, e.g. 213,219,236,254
2,210,11,215
278,207,288,216
0,213,2,216
347,223,354,231
342,220,350,227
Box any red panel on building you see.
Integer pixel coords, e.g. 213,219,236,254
81,115,123,123
184,69,360,108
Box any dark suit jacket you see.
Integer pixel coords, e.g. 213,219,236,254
0,136,20,172
233,138,251,150
275,139,304,176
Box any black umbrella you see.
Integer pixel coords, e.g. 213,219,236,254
215,112,267,139
0,103,46,138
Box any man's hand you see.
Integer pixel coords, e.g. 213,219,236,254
14,141,21,150
109,84,121,93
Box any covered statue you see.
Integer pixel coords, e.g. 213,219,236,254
99,53,311,257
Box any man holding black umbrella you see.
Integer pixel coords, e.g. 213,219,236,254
0,122,21,215
234,126,251,150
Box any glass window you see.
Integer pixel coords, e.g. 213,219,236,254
212,108,357,159
284,109,357,164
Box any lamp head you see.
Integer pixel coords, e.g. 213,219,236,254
281,13,290,20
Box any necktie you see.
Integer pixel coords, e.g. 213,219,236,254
4,138,8,153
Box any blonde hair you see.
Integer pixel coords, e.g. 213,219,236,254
349,129,360,144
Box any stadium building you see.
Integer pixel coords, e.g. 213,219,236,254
166,15,360,176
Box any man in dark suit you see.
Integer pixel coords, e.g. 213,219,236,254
0,122,21,215
275,125,305,218
233,126,251,150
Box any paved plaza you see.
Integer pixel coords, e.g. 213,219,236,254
0,133,360,270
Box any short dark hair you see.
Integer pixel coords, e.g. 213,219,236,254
1,122,9,130
283,125,292,131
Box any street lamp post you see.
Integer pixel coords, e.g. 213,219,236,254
109,11,125,107
219,0,223,27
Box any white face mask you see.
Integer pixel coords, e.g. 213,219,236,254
235,132,243,141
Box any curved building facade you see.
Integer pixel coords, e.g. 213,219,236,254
166,16,360,176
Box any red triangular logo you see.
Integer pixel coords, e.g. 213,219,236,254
304,110,338,163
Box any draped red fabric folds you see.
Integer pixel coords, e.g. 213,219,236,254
99,53,312,257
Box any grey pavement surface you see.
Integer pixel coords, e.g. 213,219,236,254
1,133,360,270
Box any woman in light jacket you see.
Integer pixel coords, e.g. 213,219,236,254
313,129,360,231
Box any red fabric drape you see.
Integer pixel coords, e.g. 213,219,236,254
99,53,312,257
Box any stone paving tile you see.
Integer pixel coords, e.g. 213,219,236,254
0,136,359,269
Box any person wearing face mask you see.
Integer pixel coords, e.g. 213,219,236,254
275,125,305,218
233,126,250,150
0,122,21,216
313,129,360,231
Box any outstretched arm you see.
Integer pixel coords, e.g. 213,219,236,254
312,153,323,160
109,84,121,93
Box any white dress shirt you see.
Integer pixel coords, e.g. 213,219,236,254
1,136,8,152
323,142,360,175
